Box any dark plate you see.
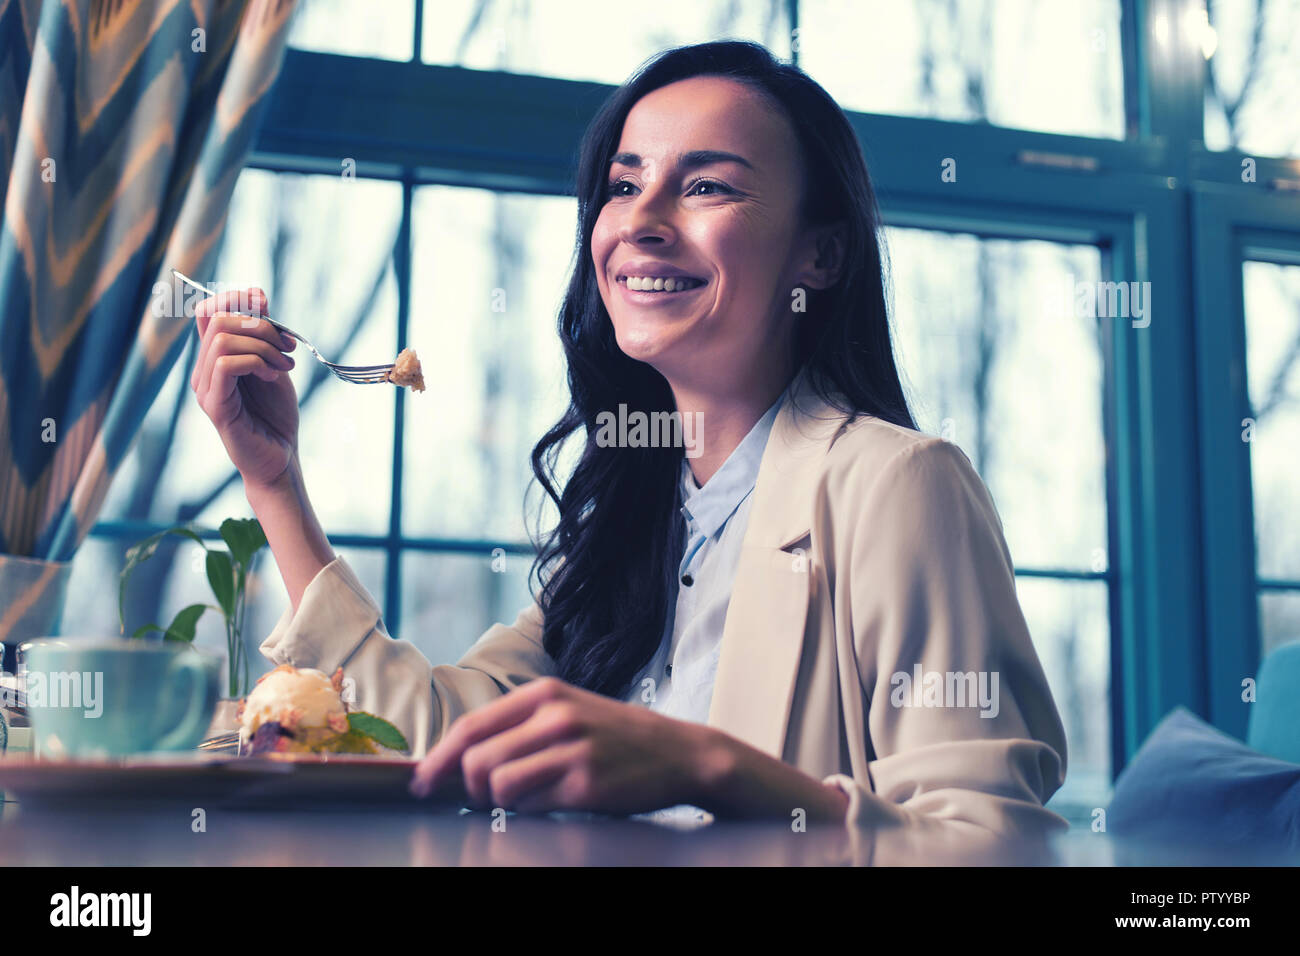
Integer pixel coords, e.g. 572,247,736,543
0,752,461,810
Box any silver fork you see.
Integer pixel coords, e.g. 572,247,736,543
172,270,395,385
198,730,242,754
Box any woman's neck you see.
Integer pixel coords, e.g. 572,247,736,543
671,371,792,487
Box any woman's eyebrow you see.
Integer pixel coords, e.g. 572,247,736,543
609,149,756,172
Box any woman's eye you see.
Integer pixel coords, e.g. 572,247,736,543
604,178,732,199
686,178,729,196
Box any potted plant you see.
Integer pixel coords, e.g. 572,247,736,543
118,517,267,701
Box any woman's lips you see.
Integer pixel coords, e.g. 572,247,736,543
616,276,708,304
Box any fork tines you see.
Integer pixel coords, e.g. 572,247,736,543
333,365,395,384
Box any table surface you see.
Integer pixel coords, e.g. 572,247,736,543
0,797,1292,866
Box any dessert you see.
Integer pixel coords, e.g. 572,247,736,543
237,664,409,756
388,347,425,392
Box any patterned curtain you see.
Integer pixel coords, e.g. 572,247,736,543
0,0,295,666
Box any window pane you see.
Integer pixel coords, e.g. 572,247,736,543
60,535,385,687
886,228,1109,573
1205,0,1300,158
1016,577,1111,816
403,186,573,542
1259,590,1300,659
399,550,535,664
421,0,791,82
61,537,142,641
101,170,402,537
1243,260,1300,581
289,0,415,61
799,0,1124,139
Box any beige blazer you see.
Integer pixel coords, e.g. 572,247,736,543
260,369,1069,835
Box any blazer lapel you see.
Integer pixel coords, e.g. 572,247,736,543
706,371,850,758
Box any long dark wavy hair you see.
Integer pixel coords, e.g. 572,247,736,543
528,40,916,698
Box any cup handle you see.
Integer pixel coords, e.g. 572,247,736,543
154,654,213,751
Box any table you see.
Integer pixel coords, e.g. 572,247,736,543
1,797,1293,866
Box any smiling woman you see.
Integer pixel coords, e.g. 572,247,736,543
188,40,1068,834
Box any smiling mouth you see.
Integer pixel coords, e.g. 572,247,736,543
617,275,708,294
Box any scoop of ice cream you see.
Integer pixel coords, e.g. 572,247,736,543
239,665,349,742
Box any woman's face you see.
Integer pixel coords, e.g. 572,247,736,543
591,75,833,395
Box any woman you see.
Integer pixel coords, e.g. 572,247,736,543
190,41,1068,833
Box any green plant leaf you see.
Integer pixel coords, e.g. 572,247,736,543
118,525,207,632
328,730,380,754
130,623,164,639
347,712,410,753
164,603,209,643
220,517,267,570
206,550,236,619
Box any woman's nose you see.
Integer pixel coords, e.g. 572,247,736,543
616,183,677,246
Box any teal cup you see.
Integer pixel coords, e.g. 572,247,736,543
20,638,219,758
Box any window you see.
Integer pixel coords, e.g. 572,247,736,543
288,0,415,61
399,185,573,662
420,0,792,82
1204,0,1300,157
1191,188,1300,733
798,0,1125,139
1243,259,1300,656
402,186,571,545
65,2,1300,825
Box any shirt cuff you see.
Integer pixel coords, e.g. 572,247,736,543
258,555,382,675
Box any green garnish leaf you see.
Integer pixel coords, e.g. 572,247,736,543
328,730,380,754
347,712,409,753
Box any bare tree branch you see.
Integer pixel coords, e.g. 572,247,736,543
456,0,495,64
1206,0,1269,148
1249,264,1300,419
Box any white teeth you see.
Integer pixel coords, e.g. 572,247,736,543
624,275,702,292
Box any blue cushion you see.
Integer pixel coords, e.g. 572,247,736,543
1248,641,1300,764
1108,706,1300,851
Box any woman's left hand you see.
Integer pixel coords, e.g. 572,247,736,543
408,677,722,814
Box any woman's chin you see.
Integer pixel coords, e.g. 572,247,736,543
612,326,676,366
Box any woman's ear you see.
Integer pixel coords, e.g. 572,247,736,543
796,222,847,290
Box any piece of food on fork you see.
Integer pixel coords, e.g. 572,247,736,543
237,664,410,756
387,347,425,392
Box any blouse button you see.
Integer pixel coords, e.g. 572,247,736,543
681,573,694,586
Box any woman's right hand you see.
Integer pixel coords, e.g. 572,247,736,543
191,288,300,490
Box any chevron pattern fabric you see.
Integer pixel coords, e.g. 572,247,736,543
0,0,294,650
